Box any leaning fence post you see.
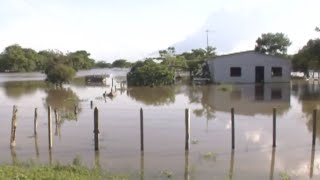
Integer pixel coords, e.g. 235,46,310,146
273,108,276,148
94,107,99,151
185,108,190,151
312,109,317,147
231,108,235,150
48,106,53,149
140,108,144,151
10,105,18,147
34,108,38,135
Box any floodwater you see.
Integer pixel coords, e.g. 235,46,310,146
0,69,320,179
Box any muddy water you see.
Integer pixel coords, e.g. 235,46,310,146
0,69,319,179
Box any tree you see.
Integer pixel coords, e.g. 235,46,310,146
127,60,175,86
254,33,291,55
95,61,112,68
45,63,76,86
0,44,39,72
67,50,94,71
316,27,320,32
292,39,320,75
112,59,132,68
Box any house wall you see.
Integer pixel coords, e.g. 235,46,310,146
207,51,291,83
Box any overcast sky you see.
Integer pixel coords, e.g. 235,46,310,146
0,0,319,61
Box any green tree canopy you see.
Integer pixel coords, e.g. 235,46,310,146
95,61,112,68
112,59,132,68
292,39,320,73
127,60,175,86
0,44,39,72
254,32,291,55
67,50,95,71
45,63,76,86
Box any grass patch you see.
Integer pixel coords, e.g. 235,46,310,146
279,171,291,180
0,162,129,180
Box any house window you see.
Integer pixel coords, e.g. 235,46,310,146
230,67,241,77
271,67,282,77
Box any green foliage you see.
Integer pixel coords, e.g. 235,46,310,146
67,50,95,71
292,39,320,73
45,64,76,85
127,60,175,86
0,163,129,180
255,32,291,55
0,45,95,72
0,44,39,72
95,60,112,68
112,59,132,68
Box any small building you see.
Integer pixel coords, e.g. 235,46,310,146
85,74,111,85
207,51,291,84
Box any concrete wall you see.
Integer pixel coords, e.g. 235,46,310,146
207,51,291,83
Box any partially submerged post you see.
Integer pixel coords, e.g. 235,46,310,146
90,101,93,109
272,108,276,148
74,105,78,115
34,108,38,135
54,108,58,125
10,105,18,147
48,106,53,149
312,109,317,147
231,108,235,150
185,108,190,151
140,108,144,151
94,107,99,151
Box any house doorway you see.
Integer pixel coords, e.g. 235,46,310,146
255,66,264,83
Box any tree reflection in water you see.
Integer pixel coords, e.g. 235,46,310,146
185,85,216,121
127,86,176,106
3,80,48,99
45,87,81,121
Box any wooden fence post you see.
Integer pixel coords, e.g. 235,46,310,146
312,109,317,147
273,108,276,148
185,108,190,151
74,105,78,115
94,107,99,151
48,106,53,149
140,108,144,151
34,108,38,135
10,105,18,147
231,108,235,150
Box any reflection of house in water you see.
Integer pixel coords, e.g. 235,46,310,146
205,83,290,116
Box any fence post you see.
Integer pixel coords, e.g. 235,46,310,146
231,108,235,150
48,106,53,149
185,108,190,151
273,108,276,148
312,109,317,147
74,105,78,115
140,108,144,151
94,107,99,151
10,105,18,147
34,108,38,135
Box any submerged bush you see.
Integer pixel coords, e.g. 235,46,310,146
127,60,175,86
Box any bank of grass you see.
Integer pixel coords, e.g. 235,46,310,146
0,162,129,180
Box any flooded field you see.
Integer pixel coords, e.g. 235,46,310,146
0,69,319,179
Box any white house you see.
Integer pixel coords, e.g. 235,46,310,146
207,51,291,84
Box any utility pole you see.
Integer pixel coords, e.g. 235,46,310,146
205,29,210,51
